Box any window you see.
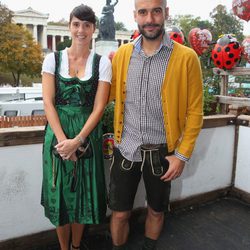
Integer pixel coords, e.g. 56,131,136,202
4,110,18,117
31,109,45,115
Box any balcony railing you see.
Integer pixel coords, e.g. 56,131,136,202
0,114,250,249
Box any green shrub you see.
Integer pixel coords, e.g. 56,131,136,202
203,85,217,115
102,101,114,133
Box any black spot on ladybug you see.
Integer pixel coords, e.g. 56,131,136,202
229,53,234,58
225,47,230,52
233,43,239,49
226,61,231,65
217,47,222,52
216,61,221,65
173,34,178,38
214,54,218,59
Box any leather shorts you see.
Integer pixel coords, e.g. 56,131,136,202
108,145,173,212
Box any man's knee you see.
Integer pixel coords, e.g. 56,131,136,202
147,206,164,220
112,211,131,223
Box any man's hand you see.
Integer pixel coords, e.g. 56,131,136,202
160,155,185,182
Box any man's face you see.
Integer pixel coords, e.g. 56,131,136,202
134,0,168,40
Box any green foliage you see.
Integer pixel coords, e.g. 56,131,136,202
0,23,43,86
57,39,72,51
172,4,245,115
0,2,13,25
0,71,41,86
210,4,244,42
102,101,114,133
203,85,217,115
48,21,68,26
172,15,213,44
115,21,128,31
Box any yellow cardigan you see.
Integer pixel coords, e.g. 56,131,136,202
109,41,203,159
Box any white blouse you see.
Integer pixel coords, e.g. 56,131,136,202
42,49,112,83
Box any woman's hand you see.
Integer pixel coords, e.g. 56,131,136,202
55,138,80,160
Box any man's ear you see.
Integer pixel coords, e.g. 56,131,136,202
165,7,169,20
133,10,137,22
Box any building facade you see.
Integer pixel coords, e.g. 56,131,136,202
13,7,132,52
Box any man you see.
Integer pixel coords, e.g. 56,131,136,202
108,0,203,249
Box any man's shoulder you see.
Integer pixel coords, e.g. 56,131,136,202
115,43,134,55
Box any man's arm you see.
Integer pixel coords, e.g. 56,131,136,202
162,51,203,181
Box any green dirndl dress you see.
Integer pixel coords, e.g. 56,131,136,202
41,51,107,226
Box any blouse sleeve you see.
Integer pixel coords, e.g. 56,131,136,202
41,52,55,75
99,55,112,83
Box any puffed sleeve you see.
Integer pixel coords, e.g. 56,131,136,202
41,52,55,75
99,55,112,83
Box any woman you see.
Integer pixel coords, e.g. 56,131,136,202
41,4,111,250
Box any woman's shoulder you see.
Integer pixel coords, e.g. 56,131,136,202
99,54,111,69
44,52,55,63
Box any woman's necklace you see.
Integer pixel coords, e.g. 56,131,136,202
68,49,90,77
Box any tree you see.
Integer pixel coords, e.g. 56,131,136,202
171,15,213,45
210,4,244,42
115,21,128,31
0,1,13,25
0,23,43,86
57,39,72,51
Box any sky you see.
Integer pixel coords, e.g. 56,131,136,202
2,0,250,35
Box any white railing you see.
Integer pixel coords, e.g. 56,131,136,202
0,115,250,242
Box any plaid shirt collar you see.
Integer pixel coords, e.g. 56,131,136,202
133,31,173,54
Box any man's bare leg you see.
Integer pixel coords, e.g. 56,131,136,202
143,206,164,250
110,210,131,248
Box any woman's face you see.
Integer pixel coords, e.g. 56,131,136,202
69,16,95,46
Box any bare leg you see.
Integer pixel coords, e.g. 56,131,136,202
71,223,85,249
56,224,71,250
145,206,164,240
110,211,131,246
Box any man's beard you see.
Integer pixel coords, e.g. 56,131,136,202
138,23,164,40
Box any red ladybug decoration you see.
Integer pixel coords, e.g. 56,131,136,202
188,28,212,56
166,26,185,44
232,0,250,22
242,37,250,63
130,30,140,40
211,34,241,70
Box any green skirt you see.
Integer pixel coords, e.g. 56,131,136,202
41,106,107,226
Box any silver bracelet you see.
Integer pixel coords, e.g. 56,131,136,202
76,135,85,145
